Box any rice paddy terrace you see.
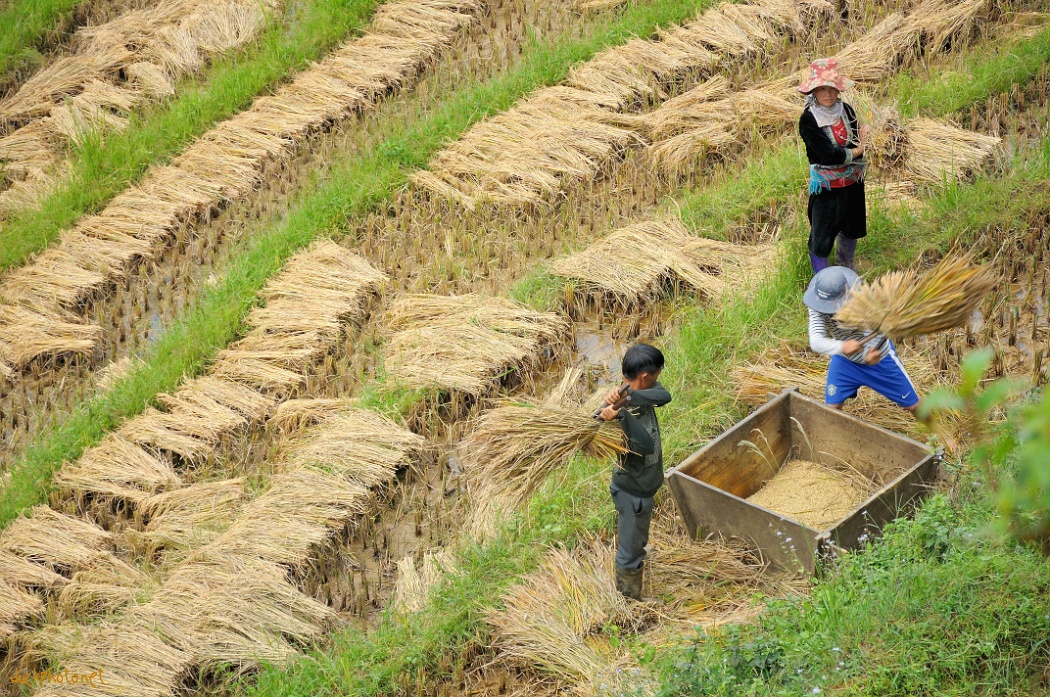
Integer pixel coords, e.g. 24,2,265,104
1,0,1049,695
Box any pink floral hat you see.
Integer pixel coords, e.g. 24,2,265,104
797,58,855,94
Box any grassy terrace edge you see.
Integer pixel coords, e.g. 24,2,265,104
238,33,1050,697
0,0,720,521
0,0,86,87
0,0,388,272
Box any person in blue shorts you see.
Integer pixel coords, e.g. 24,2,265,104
803,266,925,419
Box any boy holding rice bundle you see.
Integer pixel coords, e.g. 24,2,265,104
598,343,672,600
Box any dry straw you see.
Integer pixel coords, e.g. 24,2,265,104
835,251,996,339
129,554,334,666
392,548,456,613
0,549,68,588
383,294,568,394
0,0,473,372
56,554,157,618
29,620,193,697
485,537,648,685
459,369,627,537
136,478,248,551
550,219,778,307
0,505,112,569
54,434,182,504
0,578,44,637
901,118,1001,184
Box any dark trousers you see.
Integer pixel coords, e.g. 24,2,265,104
610,484,654,570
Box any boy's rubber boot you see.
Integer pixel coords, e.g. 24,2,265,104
615,566,644,601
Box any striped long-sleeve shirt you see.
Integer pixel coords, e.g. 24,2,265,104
808,309,888,364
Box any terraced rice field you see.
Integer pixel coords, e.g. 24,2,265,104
1,0,1049,695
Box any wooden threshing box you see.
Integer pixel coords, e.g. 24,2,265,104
666,388,941,575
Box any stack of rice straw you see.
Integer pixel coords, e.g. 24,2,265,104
54,242,386,519
0,0,482,378
412,0,833,208
382,293,568,395
549,218,779,307
0,0,282,215
645,0,1000,174
16,402,425,693
392,547,457,614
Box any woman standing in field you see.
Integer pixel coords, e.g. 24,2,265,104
797,58,869,274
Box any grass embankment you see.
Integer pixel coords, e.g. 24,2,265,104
243,29,1050,697
0,0,89,89
0,0,719,519
0,0,388,272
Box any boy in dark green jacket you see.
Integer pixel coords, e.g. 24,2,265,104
598,343,672,600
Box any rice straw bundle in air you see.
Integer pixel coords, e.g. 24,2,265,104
0,579,44,637
900,118,1001,184
485,538,648,684
129,554,334,666
0,505,112,569
30,619,193,697
550,219,777,307
459,377,628,537
56,555,157,618
383,294,567,394
835,251,996,339
55,434,182,506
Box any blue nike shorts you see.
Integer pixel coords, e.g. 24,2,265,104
825,343,919,408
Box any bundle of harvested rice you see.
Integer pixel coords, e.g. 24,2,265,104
55,434,182,504
129,554,334,666
162,375,276,420
459,393,627,537
117,409,217,464
485,538,648,684
747,459,874,530
835,251,996,339
136,479,248,550
392,548,456,613
269,397,358,433
383,294,567,394
56,555,156,617
0,303,101,369
850,92,908,173
0,579,44,637
901,118,1001,184
644,75,732,140
29,620,192,697
0,549,68,588
550,219,778,306
0,505,112,569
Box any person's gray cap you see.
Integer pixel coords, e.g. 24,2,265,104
803,266,861,314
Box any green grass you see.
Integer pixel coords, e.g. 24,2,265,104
0,0,85,86
0,0,386,272
0,0,720,523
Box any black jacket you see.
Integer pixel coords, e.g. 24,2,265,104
798,102,862,167
610,383,672,498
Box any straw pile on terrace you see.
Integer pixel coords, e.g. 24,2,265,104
54,434,182,507
414,0,831,207
0,0,281,215
133,478,248,552
0,579,44,637
731,342,949,437
550,219,778,307
383,294,568,394
0,548,68,589
0,505,113,570
207,406,425,567
485,538,651,686
56,555,157,618
645,0,993,173
29,619,193,697
900,119,1001,183
835,251,996,339
0,0,478,374
459,369,627,537
128,554,334,666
